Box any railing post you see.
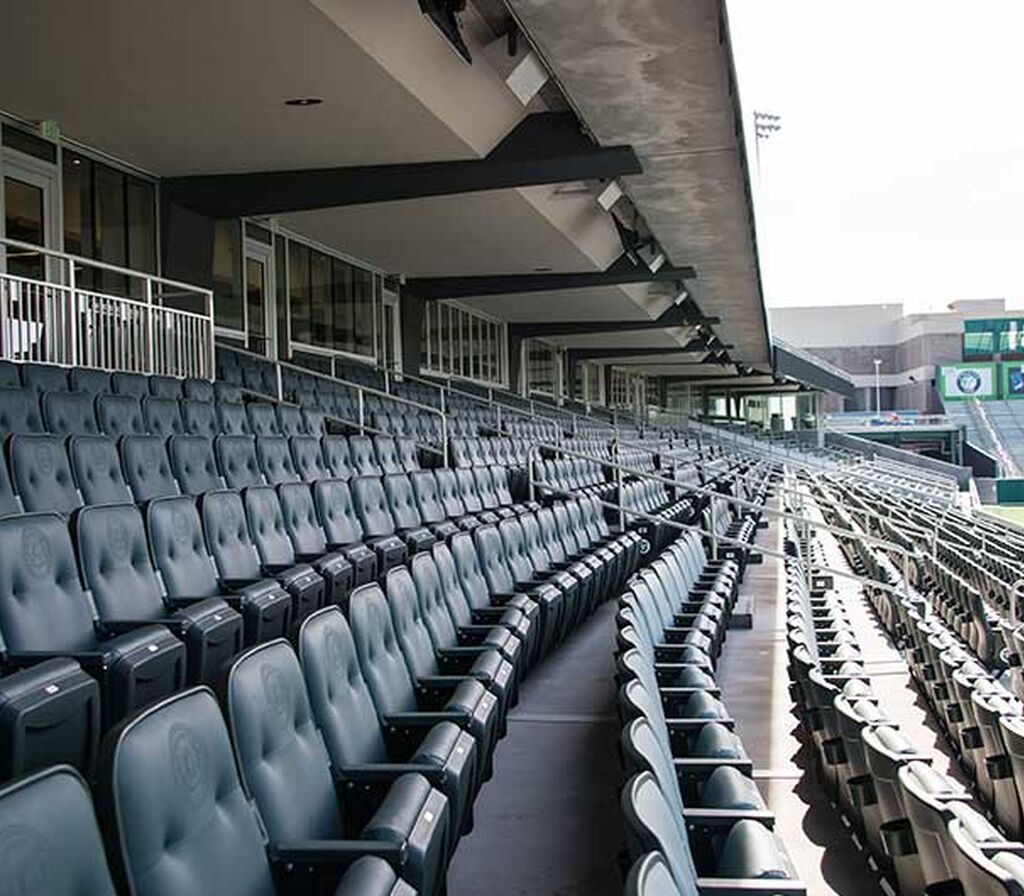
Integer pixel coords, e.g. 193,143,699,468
145,277,155,375
709,499,718,560
615,442,625,532
441,409,449,467
358,389,365,435
68,260,79,367
275,362,283,402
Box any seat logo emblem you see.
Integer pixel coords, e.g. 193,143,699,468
21,528,52,579
33,444,53,476
108,518,132,561
639,539,651,555
169,723,210,808
172,510,191,543
261,663,290,724
0,825,59,896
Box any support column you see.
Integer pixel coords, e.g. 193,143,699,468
159,196,215,293
508,329,525,394
399,290,425,376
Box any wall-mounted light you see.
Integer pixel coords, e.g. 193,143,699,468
673,286,690,306
284,98,323,106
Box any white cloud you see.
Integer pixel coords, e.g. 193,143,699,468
728,0,1024,311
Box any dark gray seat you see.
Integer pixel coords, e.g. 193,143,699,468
121,434,180,502
299,606,477,847
312,478,378,586
68,434,132,504
374,436,403,475
20,362,67,394
383,473,436,555
409,470,460,541
216,400,250,435
0,359,18,387
0,512,184,724
183,376,216,401
351,475,409,572
41,389,99,435
181,399,219,438
290,435,329,482
0,766,117,895
625,852,684,896
225,641,449,896
110,371,148,397
246,401,280,436
396,437,421,472
0,386,43,437
278,481,354,610
148,374,182,398
0,448,21,515
215,434,266,489
323,435,355,479
76,503,242,685
350,435,383,477
151,492,293,646
141,395,183,436
96,393,144,437
8,433,81,513
256,435,300,484
169,434,225,494
275,403,304,436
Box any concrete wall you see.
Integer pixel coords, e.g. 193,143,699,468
825,431,972,489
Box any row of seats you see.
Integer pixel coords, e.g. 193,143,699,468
0,359,219,400
785,525,1024,896
451,436,533,469
617,529,806,894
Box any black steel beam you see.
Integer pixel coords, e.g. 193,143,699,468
566,343,712,361
161,111,642,217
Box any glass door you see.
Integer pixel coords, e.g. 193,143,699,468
380,287,400,371
2,158,57,280
244,240,273,357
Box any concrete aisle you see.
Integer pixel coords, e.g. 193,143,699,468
447,598,624,896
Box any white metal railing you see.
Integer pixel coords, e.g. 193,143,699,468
0,238,214,379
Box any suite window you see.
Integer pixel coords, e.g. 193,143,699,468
212,219,244,331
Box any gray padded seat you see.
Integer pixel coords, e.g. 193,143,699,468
0,766,118,896
0,386,43,436
383,473,437,555
302,408,326,436
41,391,98,436
256,435,300,484
69,367,111,394
225,641,449,896
374,436,403,475
409,470,460,540
153,492,293,646
625,852,683,896
183,376,216,401
0,512,184,722
96,393,144,437
20,362,67,394
8,433,81,513
148,374,182,398
348,583,495,791
290,435,329,482
69,434,132,504
169,434,225,494
121,435,180,502
0,359,18,387
141,395,183,436
110,371,148,397
311,478,378,586
350,435,383,476
214,380,242,402
0,447,22,514
215,434,266,488
75,502,242,685
276,403,304,436
350,475,408,572
298,606,477,847
396,437,420,472
181,399,219,438
216,400,250,435
277,482,354,608
323,435,355,479
246,401,280,436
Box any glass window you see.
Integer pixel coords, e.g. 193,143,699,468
275,236,288,359
62,152,92,261
126,178,156,274
309,249,331,348
213,219,243,331
354,268,375,356
4,176,46,280
287,241,310,344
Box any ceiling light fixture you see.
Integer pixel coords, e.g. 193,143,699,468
284,98,323,106
673,286,690,306
596,180,623,211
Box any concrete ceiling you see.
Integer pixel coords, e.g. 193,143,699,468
506,0,771,367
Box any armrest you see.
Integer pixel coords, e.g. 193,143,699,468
697,879,805,895
4,649,107,673
682,808,775,828
418,674,473,691
220,577,262,589
383,711,468,728
438,645,489,660
490,591,529,607
98,618,184,636
470,607,511,623
165,595,224,608
666,717,734,732
674,757,754,776
270,839,405,869
337,763,446,788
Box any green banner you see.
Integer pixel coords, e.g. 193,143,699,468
940,363,997,400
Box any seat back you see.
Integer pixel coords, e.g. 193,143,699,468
473,467,499,510
323,435,354,480
9,433,81,513
200,489,264,581
76,503,165,621
349,436,382,477
472,525,515,593
215,435,266,489
147,495,220,599
348,583,416,716
430,542,474,626
275,404,304,437
181,399,219,438
0,360,16,387
216,401,250,435
290,435,328,482
383,473,424,530
0,448,21,515
519,512,553,571
183,377,215,402
149,375,182,399
434,468,466,518
0,766,117,896
386,566,440,679
169,435,225,494
491,467,514,506
625,852,685,896
537,507,568,563
96,393,144,437
246,402,280,436
410,470,445,524
226,641,343,841
42,390,99,435
0,512,96,651
396,437,420,472
121,435,180,502
0,386,43,437
351,475,397,538
255,435,299,484
278,482,328,556
69,434,132,505
110,371,148,397
410,552,460,650
451,530,503,608
244,485,298,567
373,435,402,474
21,362,67,394
498,517,534,581
455,468,482,512
141,396,183,437
102,688,279,896
298,606,390,765
313,479,364,546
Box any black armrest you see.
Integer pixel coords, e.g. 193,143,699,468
682,808,775,828
98,618,183,637
221,577,262,590
4,649,107,673
383,711,468,729
696,879,805,895
336,763,446,788
270,839,405,868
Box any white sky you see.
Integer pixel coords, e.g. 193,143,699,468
727,0,1024,312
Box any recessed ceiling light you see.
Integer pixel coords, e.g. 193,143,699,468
533,266,553,273
284,97,323,106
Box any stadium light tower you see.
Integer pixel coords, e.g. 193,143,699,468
754,111,782,177
873,358,882,416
